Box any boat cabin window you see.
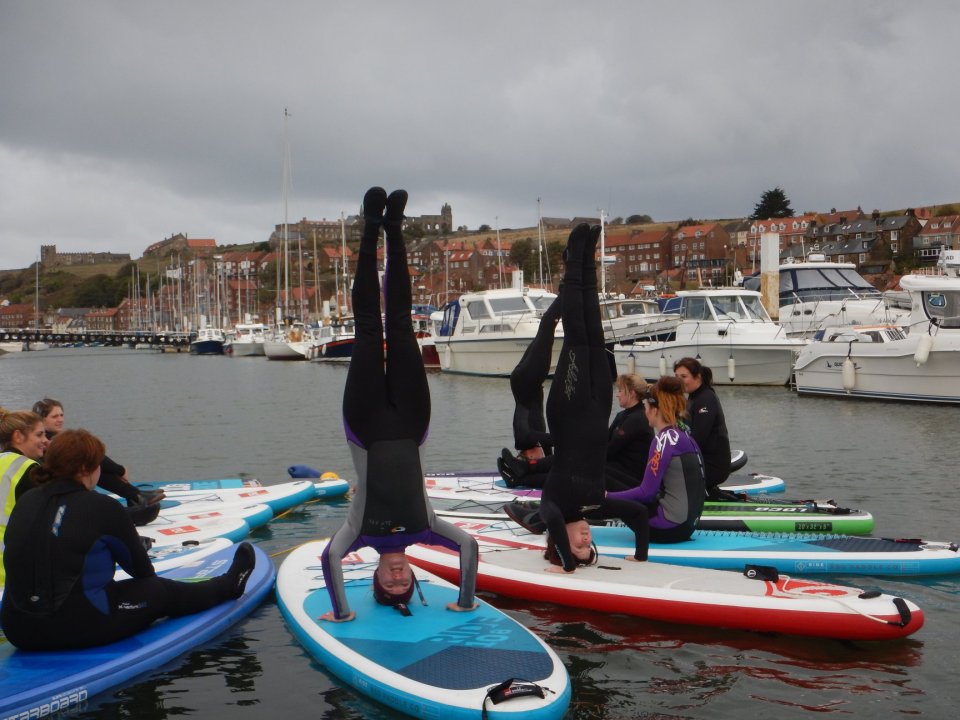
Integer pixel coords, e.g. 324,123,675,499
681,297,711,320
621,301,654,316
466,300,492,319
709,296,743,320
923,291,960,329
488,297,534,316
739,295,771,321
528,295,556,312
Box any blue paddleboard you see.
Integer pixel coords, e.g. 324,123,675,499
277,541,570,720
0,543,275,718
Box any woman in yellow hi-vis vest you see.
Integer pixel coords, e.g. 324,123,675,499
1,408,48,585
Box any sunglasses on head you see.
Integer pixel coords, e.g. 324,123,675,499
642,389,658,407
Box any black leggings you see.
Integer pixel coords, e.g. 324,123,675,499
6,574,236,651
342,225,429,448
509,297,560,452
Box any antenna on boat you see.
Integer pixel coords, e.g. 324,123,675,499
496,216,503,289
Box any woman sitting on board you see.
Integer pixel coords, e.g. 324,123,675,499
605,376,706,543
32,397,164,517
1,407,48,586
0,428,256,650
535,224,650,573
500,372,653,492
673,357,731,499
320,187,478,621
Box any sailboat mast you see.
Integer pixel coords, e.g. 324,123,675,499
282,108,291,324
496,216,503,289
537,197,545,288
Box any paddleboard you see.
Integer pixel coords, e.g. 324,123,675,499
433,498,876,535
439,517,960,577
133,476,350,500
139,514,251,547
145,479,317,514
277,540,571,720
405,541,923,641
0,543,275,719
157,502,275,531
424,470,785,504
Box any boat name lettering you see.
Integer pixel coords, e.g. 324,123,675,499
427,616,511,648
5,687,88,720
754,507,810,513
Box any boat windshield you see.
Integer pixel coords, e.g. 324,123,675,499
780,267,880,303
707,295,769,321
528,295,556,312
488,297,535,316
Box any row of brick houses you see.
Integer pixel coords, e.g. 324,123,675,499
5,203,959,332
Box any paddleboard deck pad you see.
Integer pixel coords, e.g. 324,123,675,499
440,517,960,577
0,543,275,719
406,541,923,641
277,540,570,720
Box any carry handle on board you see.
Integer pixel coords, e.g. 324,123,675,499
482,678,547,719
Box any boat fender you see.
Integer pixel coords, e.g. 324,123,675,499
727,356,736,382
656,353,664,376
743,564,779,582
482,678,547,720
842,356,856,392
914,333,933,366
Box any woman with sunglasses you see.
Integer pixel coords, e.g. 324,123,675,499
320,187,478,621
537,224,649,572
605,376,706,543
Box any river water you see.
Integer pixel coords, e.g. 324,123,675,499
1,348,958,718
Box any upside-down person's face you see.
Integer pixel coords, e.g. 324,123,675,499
566,520,593,562
377,553,413,596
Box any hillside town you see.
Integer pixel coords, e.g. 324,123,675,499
2,199,959,334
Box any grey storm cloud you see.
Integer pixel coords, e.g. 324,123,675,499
1,0,958,269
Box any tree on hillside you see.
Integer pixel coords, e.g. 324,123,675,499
509,237,535,276
626,214,653,224
751,187,794,219
935,204,960,217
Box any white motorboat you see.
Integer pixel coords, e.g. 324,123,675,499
600,296,679,343
189,327,226,355
432,287,560,377
752,254,909,337
611,287,807,385
792,251,960,403
225,323,268,357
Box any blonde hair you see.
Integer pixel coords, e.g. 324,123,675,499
615,373,647,397
0,408,44,451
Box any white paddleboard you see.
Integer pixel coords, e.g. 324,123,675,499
406,541,923,641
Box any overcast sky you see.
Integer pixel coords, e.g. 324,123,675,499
2,1,958,270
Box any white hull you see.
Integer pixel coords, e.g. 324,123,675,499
794,339,960,403
228,340,266,357
434,335,562,377
0,341,24,353
614,342,801,385
263,339,310,360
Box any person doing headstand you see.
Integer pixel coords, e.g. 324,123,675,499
320,187,478,621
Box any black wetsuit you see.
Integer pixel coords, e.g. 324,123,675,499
321,191,477,619
604,403,654,491
686,384,731,494
1,479,240,650
538,225,649,570
509,296,561,455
